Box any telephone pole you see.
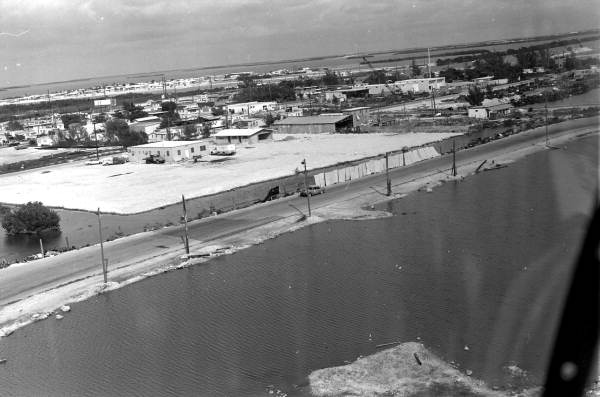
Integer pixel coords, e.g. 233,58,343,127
451,139,457,177
301,159,311,217
182,195,190,254
97,208,107,283
544,91,549,146
385,152,391,196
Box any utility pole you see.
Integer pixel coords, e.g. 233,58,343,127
451,139,457,177
544,91,549,146
97,208,107,283
182,195,190,255
301,159,311,217
427,47,432,78
385,152,391,196
91,107,99,161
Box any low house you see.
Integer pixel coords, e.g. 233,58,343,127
128,140,209,163
212,128,273,145
468,103,513,119
273,114,353,134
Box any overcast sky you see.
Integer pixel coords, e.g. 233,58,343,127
0,0,598,87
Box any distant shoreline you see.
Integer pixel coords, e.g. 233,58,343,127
1,26,598,94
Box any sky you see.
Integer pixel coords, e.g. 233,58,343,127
0,0,599,87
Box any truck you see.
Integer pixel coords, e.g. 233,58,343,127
210,144,236,156
145,154,166,164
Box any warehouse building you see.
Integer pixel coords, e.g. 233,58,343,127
273,114,353,134
213,128,273,145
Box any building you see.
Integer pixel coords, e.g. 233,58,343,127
213,128,273,145
394,77,446,93
227,101,278,115
468,103,513,119
128,140,209,163
130,117,161,137
342,107,371,127
273,114,353,134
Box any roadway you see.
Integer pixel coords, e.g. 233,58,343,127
0,116,597,308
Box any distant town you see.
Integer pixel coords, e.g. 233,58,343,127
0,29,598,167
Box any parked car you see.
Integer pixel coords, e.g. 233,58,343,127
85,159,102,165
300,184,325,197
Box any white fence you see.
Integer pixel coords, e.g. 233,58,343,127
313,146,440,187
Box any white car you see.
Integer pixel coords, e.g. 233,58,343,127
85,159,102,165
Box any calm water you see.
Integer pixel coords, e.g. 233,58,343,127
0,135,597,396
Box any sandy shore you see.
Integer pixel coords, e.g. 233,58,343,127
0,126,596,340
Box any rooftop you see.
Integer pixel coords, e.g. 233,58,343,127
131,140,207,149
343,107,371,112
213,128,271,137
274,115,352,125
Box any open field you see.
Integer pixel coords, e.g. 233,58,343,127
0,133,460,213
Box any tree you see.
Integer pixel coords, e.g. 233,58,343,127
411,59,421,77
6,120,24,131
465,86,485,106
104,119,129,143
264,113,280,127
60,113,84,129
106,119,146,147
1,202,60,235
201,123,211,138
322,70,340,86
182,124,196,140
363,70,387,84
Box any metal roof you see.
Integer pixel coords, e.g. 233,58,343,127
213,128,271,137
131,140,208,149
273,115,351,125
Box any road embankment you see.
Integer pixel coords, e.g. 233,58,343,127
0,119,597,340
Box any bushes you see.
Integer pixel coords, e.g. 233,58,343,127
0,202,60,235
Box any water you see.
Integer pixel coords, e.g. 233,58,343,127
0,135,597,396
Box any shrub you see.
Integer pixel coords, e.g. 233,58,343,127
1,202,60,235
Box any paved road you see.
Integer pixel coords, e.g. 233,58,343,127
0,117,597,307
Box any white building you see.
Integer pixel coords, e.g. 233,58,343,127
128,140,209,163
227,101,278,115
394,77,446,93
468,103,513,119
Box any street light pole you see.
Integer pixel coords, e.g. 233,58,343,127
301,159,311,217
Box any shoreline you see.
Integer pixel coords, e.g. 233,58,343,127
0,126,597,340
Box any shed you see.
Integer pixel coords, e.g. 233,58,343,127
342,107,371,127
213,128,273,145
128,140,209,163
273,114,353,134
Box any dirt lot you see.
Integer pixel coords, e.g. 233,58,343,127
0,132,460,213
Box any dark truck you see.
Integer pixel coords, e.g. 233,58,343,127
145,154,166,164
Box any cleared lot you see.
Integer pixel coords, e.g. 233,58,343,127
0,133,460,213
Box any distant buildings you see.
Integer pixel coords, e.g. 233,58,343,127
227,101,278,115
